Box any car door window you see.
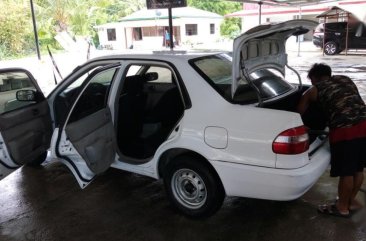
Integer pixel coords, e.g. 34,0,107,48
0,71,38,114
146,66,172,83
68,67,119,123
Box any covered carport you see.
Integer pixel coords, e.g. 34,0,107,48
227,0,366,56
316,6,365,55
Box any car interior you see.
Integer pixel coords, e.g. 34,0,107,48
117,65,185,160
54,64,185,165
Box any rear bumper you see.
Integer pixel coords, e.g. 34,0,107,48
312,37,323,48
212,143,330,200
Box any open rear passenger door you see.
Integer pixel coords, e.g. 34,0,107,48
0,68,52,180
56,63,121,188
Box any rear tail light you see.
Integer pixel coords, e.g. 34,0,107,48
272,126,309,155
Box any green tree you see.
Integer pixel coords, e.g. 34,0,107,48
35,0,146,46
187,0,242,39
0,0,33,58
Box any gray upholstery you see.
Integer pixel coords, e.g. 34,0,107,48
0,100,52,165
65,108,116,174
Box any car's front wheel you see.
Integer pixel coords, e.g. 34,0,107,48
324,41,338,55
163,155,225,218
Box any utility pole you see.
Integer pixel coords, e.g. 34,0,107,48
258,1,263,25
30,0,41,60
168,7,174,50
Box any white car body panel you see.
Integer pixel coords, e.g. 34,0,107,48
212,142,330,199
51,128,95,188
0,133,18,179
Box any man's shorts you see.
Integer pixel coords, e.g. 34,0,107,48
329,120,366,177
330,138,366,177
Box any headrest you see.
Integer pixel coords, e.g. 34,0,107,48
144,72,159,82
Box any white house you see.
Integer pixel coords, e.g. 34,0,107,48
95,7,223,50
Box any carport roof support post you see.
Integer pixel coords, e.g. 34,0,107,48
30,0,41,60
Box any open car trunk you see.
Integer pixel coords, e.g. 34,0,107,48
231,20,327,153
261,85,328,152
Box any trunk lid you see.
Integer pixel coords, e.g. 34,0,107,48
232,19,318,98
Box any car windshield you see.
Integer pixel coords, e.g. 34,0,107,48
190,53,294,104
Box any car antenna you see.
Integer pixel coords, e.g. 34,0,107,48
47,45,63,85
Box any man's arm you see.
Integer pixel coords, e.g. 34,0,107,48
297,86,318,115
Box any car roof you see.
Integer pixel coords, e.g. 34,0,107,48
90,50,225,63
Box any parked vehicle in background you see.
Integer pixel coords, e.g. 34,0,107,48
313,21,366,55
0,20,330,218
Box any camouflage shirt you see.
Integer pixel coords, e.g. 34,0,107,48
315,75,366,129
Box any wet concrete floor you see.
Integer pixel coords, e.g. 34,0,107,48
0,160,365,241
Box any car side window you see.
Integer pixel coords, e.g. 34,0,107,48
146,66,172,83
0,71,38,114
67,67,119,123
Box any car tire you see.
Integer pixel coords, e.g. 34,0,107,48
163,155,225,218
324,41,338,55
27,151,48,166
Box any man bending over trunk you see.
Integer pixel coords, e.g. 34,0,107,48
298,63,366,217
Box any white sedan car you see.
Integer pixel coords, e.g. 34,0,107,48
0,20,330,217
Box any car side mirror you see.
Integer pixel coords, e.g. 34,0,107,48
16,89,36,101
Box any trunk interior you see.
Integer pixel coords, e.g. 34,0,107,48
261,86,328,143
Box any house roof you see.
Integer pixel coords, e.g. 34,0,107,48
316,6,351,18
228,0,341,7
119,7,223,22
226,0,366,22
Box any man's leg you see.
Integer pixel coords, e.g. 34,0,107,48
336,176,354,214
350,172,364,209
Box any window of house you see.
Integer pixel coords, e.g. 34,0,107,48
185,24,197,36
133,28,143,40
210,24,215,34
107,29,116,41
142,26,165,37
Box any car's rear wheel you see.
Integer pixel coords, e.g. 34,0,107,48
324,41,338,55
163,155,225,218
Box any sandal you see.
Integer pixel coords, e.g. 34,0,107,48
330,198,363,212
317,204,351,218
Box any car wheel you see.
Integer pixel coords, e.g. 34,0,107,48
324,41,338,55
27,151,48,166
163,155,225,218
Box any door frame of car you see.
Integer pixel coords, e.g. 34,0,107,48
49,58,191,188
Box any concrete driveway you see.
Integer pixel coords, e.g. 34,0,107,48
0,159,365,241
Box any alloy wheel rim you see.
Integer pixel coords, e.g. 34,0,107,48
171,168,207,209
325,43,336,54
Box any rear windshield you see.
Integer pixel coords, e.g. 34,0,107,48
190,54,294,104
